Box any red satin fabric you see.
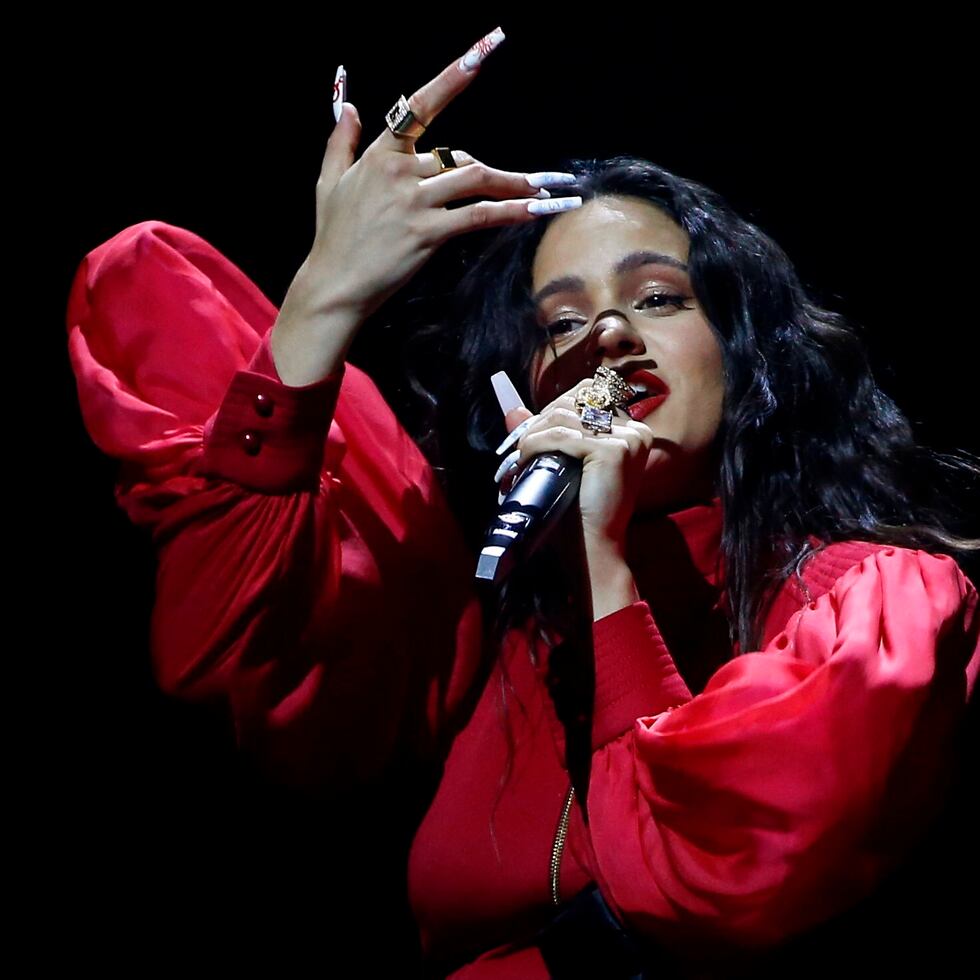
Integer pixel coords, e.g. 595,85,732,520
67,221,980,977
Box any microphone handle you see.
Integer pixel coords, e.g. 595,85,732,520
474,451,583,586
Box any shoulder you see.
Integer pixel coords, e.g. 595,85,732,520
80,218,224,266
761,539,977,649
803,540,975,598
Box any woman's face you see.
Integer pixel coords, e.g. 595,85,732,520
529,194,726,514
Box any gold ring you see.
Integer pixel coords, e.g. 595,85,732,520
429,147,457,173
385,95,427,140
575,366,636,434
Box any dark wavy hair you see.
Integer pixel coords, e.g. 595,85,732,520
400,153,978,645
387,154,979,848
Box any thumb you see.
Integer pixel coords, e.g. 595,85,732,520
319,101,362,193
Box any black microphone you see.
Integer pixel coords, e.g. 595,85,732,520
474,451,582,585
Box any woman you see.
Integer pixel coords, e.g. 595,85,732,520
66,28,979,978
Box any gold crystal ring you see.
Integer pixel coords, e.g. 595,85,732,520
385,94,428,140
578,404,614,434
574,366,637,433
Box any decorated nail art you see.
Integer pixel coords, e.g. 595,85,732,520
495,416,536,456
526,172,579,188
497,458,525,502
332,65,347,123
527,196,583,216
459,27,506,73
494,449,521,484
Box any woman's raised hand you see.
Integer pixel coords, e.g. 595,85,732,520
271,27,581,386
310,27,581,318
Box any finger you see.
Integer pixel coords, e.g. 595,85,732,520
517,408,639,452
494,371,592,456
318,101,363,197
493,375,596,457
494,397,591,458
515,427,630,469
610,423,649,457
416,161,557,208
521,407,583,437
414,148,477,178
539,376,598,416
422,196,583,249
617,416,657,449
375,27,506,155
495,413,539,456
494,448,521,484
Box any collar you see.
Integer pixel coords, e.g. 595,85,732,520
624,493,724,588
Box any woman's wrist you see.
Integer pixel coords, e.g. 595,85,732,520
582,532,641,621
270,263,365,387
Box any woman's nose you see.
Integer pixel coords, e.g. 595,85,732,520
593,311,646,357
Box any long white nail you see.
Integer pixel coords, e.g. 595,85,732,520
534,189,552,199
526,171,579,188
491,370,525,416
494,449,520,484
527,196,583,216
495,416,535,456
332,65,347,123
459,27,506,72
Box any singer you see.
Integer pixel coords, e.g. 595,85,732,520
66,28,979,980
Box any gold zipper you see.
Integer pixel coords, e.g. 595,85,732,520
549,781,576,906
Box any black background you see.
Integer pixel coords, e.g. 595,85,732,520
52,15,975,975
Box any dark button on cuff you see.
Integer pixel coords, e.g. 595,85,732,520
253,392,275,418
241,430,263,456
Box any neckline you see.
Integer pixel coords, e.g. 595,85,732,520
624,493,724,585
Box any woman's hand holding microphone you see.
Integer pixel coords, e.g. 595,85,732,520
494,377,655,549
270,27,582,387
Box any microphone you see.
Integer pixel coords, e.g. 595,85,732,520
474,451,582,586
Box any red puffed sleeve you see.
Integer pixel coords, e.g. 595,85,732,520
66,219,484,792
584,546,979,965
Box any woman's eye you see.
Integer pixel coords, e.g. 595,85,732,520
636,292,693,312
542,294,693,338
543,318,585,338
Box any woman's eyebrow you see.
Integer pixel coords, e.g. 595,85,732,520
532,250,689,307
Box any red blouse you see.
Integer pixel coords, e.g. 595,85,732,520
66,220,980,977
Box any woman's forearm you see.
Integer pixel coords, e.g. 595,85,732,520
583,533,641,621
269,261,366,387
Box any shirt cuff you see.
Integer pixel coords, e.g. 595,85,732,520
591,599,693,750
200,330,346,493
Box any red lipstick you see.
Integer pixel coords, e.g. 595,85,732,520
623,370,670,421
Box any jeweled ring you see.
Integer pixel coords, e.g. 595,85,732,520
429,147,457,173
574,366,637,433
578,404,614,434
385,95,428,139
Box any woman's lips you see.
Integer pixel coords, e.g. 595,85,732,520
623,370,670,421
626,393,668,420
